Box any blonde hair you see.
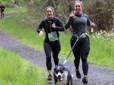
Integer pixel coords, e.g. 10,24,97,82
46,6,55,13
74,1,83,8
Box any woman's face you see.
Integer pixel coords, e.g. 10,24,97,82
74,3,82,12
46,7,54,17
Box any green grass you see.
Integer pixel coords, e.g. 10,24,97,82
0,47,46,85
0,7,114,68
89,34,114,67
0,13,44,52
5,7,27,14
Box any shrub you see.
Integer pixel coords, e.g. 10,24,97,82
85,0,114,32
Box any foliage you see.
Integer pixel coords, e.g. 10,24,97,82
85,0,114,31
0,0,26,7
1,0,113,31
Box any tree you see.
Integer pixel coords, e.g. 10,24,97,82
85,0,114,31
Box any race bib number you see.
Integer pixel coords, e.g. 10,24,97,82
48,32,58,41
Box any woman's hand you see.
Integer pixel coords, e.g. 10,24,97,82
38,31,44,36
90,21,96,27
52,23,56,28
69,11,75,17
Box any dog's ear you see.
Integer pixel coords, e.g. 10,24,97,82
54,65,58,72
63,66,65,70
60,64,65,70
54,67,57,71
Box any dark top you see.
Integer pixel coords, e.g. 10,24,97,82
37,17,64,42
0,5,5,12
65,13,91,36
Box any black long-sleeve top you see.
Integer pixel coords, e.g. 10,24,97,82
37,17,64,42
0,5,5,12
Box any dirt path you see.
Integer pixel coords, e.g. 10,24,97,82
0,30,114,85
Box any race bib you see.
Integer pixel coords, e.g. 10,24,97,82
48,32,58,41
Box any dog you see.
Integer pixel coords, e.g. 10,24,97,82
53,64,73,85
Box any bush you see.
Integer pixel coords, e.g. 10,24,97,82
24,0,75,25
85,0,114,32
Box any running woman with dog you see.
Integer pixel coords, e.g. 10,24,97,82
37,6,64,81
65,1,96,84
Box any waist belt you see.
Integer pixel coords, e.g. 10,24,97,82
72,33,88,39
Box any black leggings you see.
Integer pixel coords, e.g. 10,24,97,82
71,35,90,75
0,9,4,17
44,40,60,70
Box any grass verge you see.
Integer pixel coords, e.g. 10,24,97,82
0,47,46,85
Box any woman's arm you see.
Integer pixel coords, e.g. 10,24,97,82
90,21,96,27
65,18,71,30
37,20,45,36
52,18,64,31
65,11,74,29
87,15,96,27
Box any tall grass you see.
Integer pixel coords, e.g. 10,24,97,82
89,33,114,67
0,48,46,85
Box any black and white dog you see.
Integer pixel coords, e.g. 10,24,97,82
53,64,73,85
